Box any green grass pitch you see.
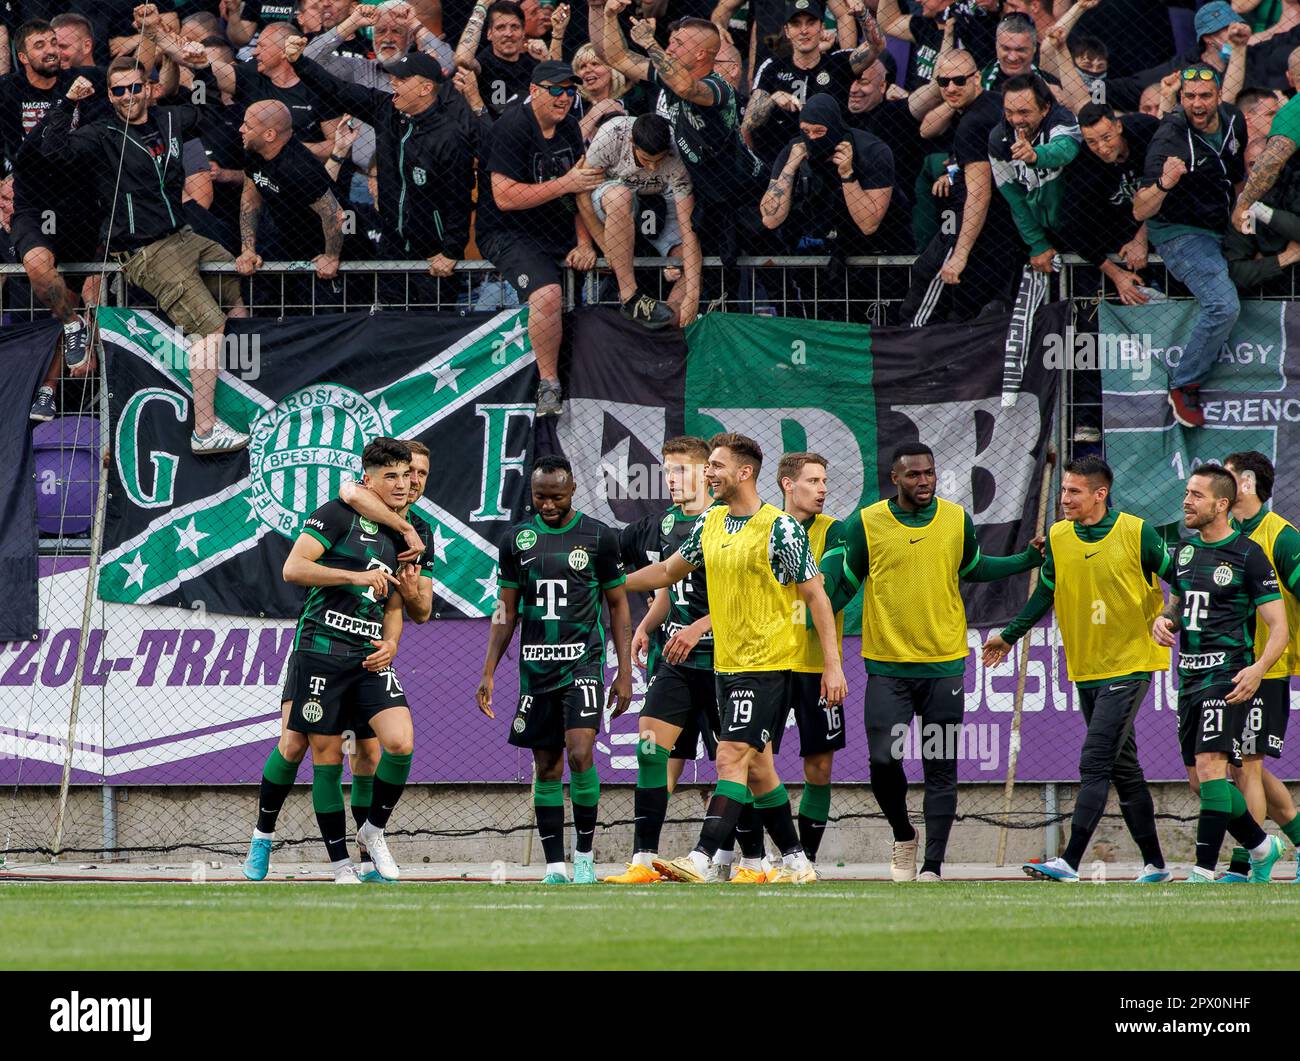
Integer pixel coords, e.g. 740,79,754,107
5,882,1300,969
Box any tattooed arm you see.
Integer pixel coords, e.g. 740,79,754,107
848,4,886,75
631,15,717,102
454,1,489,70
760,143,804,229
311,190,344,259
741,89,775,148
236,178,263,275
600,0,651,82
1232,133,1298,230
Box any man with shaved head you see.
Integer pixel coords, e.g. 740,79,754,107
144,9,335,161
238,98,344,285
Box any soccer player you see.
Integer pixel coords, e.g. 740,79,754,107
1151,464,1288,883
820,442,1043,881
242,440,433,882
607,436,722,884
477,455,634,884
982,456,1173,883
1221,451,1300,880
775,452,844,866
622,433,847,885
244,438,418,884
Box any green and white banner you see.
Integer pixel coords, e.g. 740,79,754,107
99,307,538,619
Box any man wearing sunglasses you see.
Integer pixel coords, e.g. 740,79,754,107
900,48,1016,325
1134,63,1247,429
39,56,251,456
476,59,601,417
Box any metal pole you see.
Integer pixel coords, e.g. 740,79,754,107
50,319,112,860
1044,783,1059,860
102,785,116,860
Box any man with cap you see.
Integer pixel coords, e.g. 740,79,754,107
474,59,600,418
759,92,907,258
285,38,486,296
1133,63,1247,429
1103,1,1251,112
742,0,886,168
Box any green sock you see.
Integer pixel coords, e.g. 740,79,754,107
1226,781,1248,819
376,750,412,787
1200,777,1231,814
534,779,565,865
716,778,749,803
799,782,831,821
311,764,344,813
570,766,600,854
1282,815,1300,847
754,782,790,809
350,774,373,829
635,741,672,790
263,746,299,785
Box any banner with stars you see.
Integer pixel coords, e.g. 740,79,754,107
98,307,538,619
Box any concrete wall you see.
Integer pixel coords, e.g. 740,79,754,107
9,780,1289,867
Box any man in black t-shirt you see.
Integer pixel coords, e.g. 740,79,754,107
876,0,999,90
454,0,537,118
476,60,599,418
237,98,343,282
898,48,1019,325
152,18,335,160
742,0,884,168
845,59,924,218
0,18,106,409
760,92,907,256
1061,103,1160,307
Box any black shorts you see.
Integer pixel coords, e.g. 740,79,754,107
478,231,564,300
715,670,791,751
642,660,720,759
285,650,407,737
772,671,847,756
8,206,102,266
1177,684,1245,767
509,668,603,750
280,654,375,739
1241,677,1290,759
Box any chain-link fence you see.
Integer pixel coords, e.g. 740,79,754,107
4,0,1300,876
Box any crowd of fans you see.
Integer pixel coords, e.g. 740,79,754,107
5,0,1300,437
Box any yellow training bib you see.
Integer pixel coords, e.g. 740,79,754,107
860,498,967,663
1247,510,1300,678
701,503,801,673
1049,512,1168,683
791,512,845,673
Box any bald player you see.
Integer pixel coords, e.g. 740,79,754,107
237,99,343,281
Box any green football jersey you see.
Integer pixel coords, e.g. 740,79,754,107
1169,530,1281,693
619,504,714,671
497,511,627,694
294,499,405,658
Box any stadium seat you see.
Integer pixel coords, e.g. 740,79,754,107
32,416,100,536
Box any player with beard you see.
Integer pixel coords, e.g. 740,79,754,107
1152,465,1288,883
623,434,846,885
478,455,634,884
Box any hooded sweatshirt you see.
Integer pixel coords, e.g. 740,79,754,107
988,100,1081,256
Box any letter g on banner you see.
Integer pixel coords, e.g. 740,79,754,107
115,388,189,509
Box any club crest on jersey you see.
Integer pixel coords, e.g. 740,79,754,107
568,546,590,571
412,166,427,186
301,700,324,723
247,383,385,538
360,517,379,534
660,513,674,535
1178,545,1195,567
516,528,537,550
1213,563,1234,586
816,71,830,85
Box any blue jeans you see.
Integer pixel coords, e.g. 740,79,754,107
1154,231,1239,389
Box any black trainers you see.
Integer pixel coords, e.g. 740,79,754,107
620,291,675,330
62,315,89,371
1168,384,1204,429
30,386,56,422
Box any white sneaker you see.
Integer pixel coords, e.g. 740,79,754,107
357,821,399,880
191,419,250,455
890,836,918,882
916,870,942,882
334,863,363,884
